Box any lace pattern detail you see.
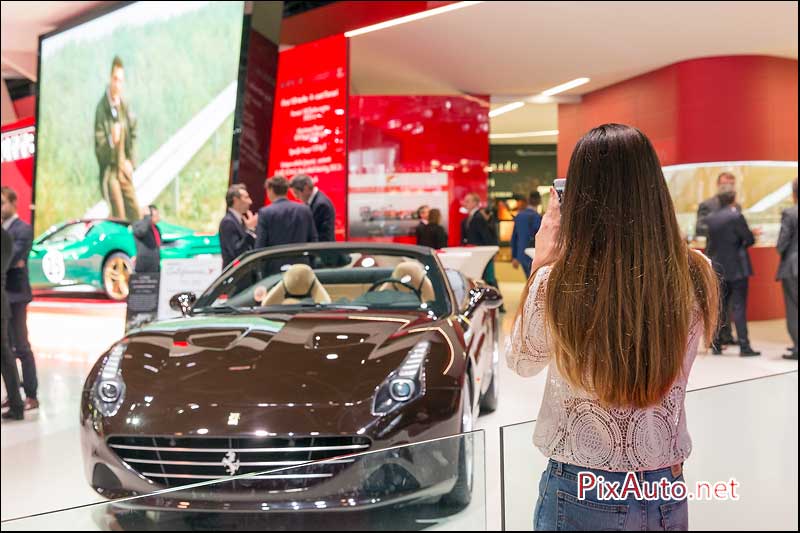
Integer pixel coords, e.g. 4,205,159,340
506,265,704,472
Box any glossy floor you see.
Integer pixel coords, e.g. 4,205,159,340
1,283,798,530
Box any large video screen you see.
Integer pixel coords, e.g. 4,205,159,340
35,1,245,236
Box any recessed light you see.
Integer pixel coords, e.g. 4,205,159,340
345,2,484,38
541,77,590,97
488,101,524,118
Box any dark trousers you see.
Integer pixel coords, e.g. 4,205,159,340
1,318,24,413
482,260,499,289
782,276,798,352
718,309,735,341
8,301,37,400
520,256,533,280
716,278,750,346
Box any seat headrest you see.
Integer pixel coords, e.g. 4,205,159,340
378,261,435,302
283,264,317,295
259,263,331,306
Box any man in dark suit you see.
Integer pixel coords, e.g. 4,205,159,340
219,184,258,268
1,226,25,420
460,192,503,309
705,190,760,356
696,172,741,346
132,205,161,273
510,192,542,280
461,192,495,246
777,178,798,360
696,172,739,238
256,176,318,249
289,175,336,242
414,205,430,243
1,186,38,411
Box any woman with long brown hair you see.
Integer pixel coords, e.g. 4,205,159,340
507,124,719,531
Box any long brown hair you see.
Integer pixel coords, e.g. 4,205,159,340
533,124,718,408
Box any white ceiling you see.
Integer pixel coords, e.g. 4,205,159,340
1,1,796,140
350,0,798,142
1,1,115,80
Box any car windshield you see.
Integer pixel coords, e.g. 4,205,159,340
40,222,91,244
194,248,451,317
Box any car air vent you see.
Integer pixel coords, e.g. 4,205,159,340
174,329,248,350
307,333,370,350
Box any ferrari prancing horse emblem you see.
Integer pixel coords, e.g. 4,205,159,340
221,451,240,476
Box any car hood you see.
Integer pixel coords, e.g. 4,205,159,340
114,311,437,408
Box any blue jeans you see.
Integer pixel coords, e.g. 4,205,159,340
533,460,689,531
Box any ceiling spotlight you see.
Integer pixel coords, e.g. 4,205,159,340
488,101,524,118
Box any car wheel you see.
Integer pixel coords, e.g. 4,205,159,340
441,381,474,509
102,252,132,301
479,318,500,414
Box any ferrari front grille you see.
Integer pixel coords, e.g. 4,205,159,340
107,435,371,490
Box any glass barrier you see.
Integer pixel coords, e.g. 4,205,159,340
500,371,798,531
1,430,485,531
663,161,797,246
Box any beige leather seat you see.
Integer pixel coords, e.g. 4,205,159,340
377,261,435,302
258,264,331,306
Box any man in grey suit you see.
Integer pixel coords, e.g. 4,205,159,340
706,189,760,356
256,176,318,249
777,178,798,360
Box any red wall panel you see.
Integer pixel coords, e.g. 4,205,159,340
558,55,797,175
12,96,36,121
348,95,490,246
268,35,349,240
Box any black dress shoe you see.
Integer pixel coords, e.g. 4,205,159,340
740,345,761,357
1,410,24,421
783,352,798,360
711,343,723,355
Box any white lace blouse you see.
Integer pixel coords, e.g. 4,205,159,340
506,266,703,472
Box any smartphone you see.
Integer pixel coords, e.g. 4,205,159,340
553,178,566,203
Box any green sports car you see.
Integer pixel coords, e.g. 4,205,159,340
29,219,220,301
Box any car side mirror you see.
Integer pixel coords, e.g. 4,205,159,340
169,292,196,317
462,286,502,318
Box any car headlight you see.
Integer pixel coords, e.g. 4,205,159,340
373,341,430,415
93,343,127,417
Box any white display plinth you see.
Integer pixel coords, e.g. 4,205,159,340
437,246,499,281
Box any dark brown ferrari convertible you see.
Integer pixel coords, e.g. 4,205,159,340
80,243,501,512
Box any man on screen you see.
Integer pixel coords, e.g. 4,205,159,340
94,56,140,222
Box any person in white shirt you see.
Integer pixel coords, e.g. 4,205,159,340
507,124,719,531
